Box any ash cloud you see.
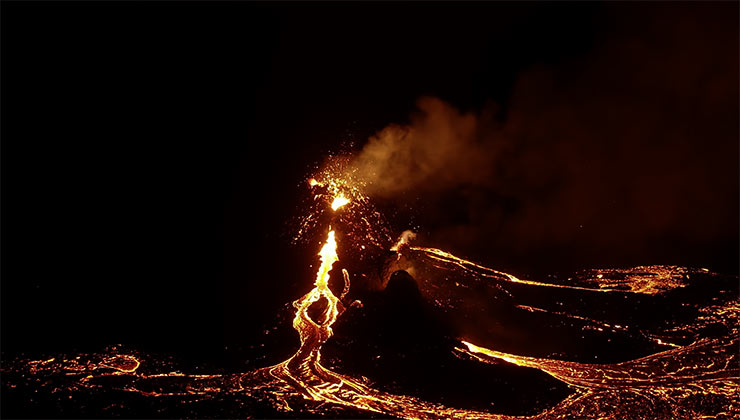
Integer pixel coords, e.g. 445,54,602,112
348,4,739,274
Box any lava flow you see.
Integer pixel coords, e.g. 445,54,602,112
2,168,738,419
241,187,504,419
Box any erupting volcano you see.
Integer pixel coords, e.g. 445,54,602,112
4,1,738,418
3,164,738,419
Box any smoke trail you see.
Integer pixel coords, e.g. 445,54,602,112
344,4,738,273
349,97,498,197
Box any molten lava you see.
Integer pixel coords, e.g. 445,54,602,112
3,168,738,419
330,194,350,211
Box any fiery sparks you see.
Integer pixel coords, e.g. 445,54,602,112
292,157,392,259
330,194,350,211
4,169,738,420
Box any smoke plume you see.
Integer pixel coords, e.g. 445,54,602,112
350,97,496,197
347,4,739,274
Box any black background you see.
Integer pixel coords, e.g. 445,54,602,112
2,2,737,364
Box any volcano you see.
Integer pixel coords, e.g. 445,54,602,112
2,179,738,419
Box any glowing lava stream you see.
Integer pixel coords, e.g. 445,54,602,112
409,246,691,295
249,177,731,418
247,189,508,418
7,168,737,419
249,229,509,418
259,229,355,402
249,190,394,412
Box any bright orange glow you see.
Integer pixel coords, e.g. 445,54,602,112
408,246,691,295
10,169,737,420
292,229,341,338
331,194,350,211
390,230,417,251
294,158,393,252
458,334,738,414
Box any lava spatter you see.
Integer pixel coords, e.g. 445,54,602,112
3,173,737,419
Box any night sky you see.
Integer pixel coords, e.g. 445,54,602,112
2,2,737,365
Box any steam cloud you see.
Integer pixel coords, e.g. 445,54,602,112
391,230,418,251
347,5,738,273
350,97,495,197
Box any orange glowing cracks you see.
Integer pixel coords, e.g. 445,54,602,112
331,194,350,211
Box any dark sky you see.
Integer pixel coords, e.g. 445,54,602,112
1,2,737,359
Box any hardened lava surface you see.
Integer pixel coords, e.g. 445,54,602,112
3,166,738,418
3,253,737,419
